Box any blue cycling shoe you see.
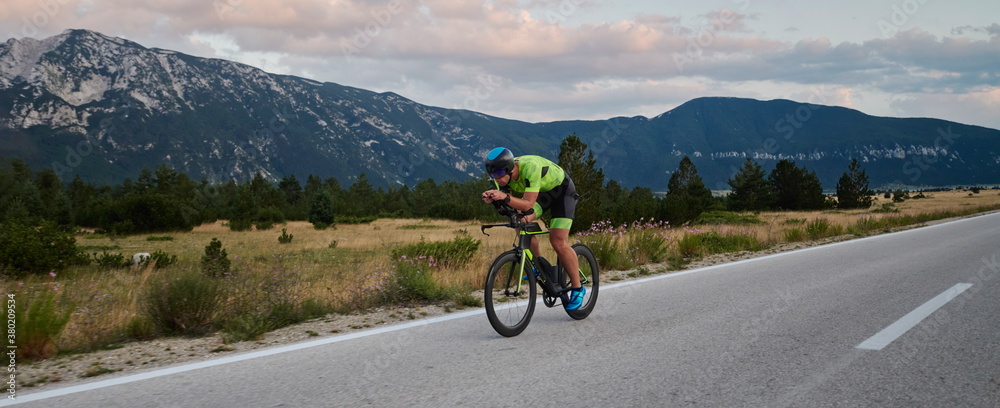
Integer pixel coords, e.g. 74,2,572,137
565,286,585,311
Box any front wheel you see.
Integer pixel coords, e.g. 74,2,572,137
564,243,599,320
484,251,536,337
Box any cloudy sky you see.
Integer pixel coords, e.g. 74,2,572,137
3,0,999,129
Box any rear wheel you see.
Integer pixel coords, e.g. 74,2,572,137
564,244,599,320
484,251,536,337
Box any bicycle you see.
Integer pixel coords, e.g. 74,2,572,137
480,202,599,337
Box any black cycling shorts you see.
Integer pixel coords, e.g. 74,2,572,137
533,176,579,227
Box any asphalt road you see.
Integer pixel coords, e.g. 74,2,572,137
8,213,1000,407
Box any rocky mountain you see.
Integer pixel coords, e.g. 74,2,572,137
2,29,998,189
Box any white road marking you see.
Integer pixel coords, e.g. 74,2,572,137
856,283,973,351
2,309,483,406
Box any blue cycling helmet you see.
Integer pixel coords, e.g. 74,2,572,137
484,147,515,178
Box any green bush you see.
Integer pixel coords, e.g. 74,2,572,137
91,251,130,269
256,206,286,225
149,250,178,269
892,190,909,202
336,216,377,224
299,298,332,320
107,220,136,236
390,237,480,267
143,269,220,336
220,299,326,344
220,313,275,344
217,268,330,343
625,228,669,264
18,288,73,360
393,258,446,301
678,230,762,257
784,227,806,242
578,219,671,269
0,221,89,277
226,218,254,232
695,211,764,225
677,233,704,258
448,289,482,308
146,236,175,241
805,218,844,240
278,228,293,244
201,238,232,278
586,234,633,270
871,203,899,213
847,217,882,236
699,231,763,253
124,315,158,341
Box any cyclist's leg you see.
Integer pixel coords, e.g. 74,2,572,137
549,225,580,287
548,177,581,288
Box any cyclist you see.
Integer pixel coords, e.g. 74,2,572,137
480,147,585,310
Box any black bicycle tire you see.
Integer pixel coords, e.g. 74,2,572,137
565,243,599,320
484,250,537,337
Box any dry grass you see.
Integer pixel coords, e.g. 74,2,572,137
729,190,1000,244
4,189,999,354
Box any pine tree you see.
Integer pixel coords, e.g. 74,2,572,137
34,168,72,224
347,173,377,217
836,159,875,209
769,160,827,210
308,189,336,229
557,134,605,232
660,156,713,225
201,238,231,278
727,158,775,211
278,174,303,206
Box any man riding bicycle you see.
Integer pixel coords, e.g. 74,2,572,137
480,147,585,311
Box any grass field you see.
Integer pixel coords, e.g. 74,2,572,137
6,189,1000,356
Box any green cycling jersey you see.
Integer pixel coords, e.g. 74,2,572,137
506,155,566,194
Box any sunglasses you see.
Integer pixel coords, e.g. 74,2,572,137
490,168,508,178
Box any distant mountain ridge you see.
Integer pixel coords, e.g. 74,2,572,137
2,29,998,189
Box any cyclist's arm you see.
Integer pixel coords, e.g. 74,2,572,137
508,191,537,212
482,190,537,213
